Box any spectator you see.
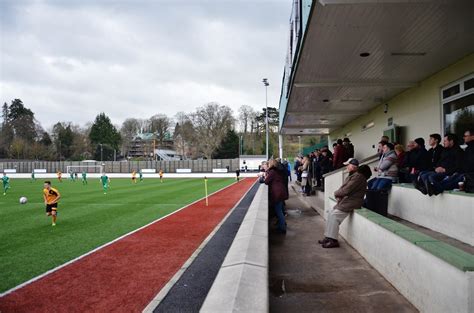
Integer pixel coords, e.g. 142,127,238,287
405,137,430,182
294,156,302,183
333,139,347,170
283,159,292,182
313,149,323,187
377,136,390,158
368,142,398,190
265,159,289,234
299,156,311,195
394,144,407,182
343,138,355,159
416,133,464,196
318,160,371,248
427,133,444,170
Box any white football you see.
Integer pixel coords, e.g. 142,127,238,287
19,197,28,204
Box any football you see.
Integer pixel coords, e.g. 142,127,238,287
19,197,28,204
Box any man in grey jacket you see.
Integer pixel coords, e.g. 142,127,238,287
318,158,370,248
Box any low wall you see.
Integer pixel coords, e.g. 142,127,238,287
0,159,241,174
389,184,474,245
201,184,268,313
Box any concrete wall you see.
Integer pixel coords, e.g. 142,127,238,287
201,184,269,313
334,199,474,313
389,185,474,245
330,53,474,160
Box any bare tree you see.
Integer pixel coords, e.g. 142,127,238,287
174,112,195,159
149,114,171,146
120,118,140,157
238,105,256,134
190,103,235,159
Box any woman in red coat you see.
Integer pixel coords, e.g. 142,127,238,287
265,159,289,234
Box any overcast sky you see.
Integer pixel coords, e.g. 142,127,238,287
0,0,291,129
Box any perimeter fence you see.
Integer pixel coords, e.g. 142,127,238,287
0,159,241,173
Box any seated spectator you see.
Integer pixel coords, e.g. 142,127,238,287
405,137,430,182
427,133,444,170
318,160,371,248
333,139,347,170
343,138,355,159
394,144,407,182
368,142,398,190
377,136,390,158
264,159,289,234
415,133,464,196
461,128,474,192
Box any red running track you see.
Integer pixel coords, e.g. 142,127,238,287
0,178,256,313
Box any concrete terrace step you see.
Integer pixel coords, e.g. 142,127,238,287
328,196,474,313
389,184,474,245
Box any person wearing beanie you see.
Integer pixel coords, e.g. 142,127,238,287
333,139,347,170
405,137,430,182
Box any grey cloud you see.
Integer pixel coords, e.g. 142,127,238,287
1,0,291,128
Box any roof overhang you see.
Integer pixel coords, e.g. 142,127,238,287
280,0,474,136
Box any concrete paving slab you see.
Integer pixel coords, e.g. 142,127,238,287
270,184,418,313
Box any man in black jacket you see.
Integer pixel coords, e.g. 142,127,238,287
406,137,430,182
427,133,444,170
417,134,464,196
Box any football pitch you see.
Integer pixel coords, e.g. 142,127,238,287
0,177,235,293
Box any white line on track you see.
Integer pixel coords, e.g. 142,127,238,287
0,179,246,298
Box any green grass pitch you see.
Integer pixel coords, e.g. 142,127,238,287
0,177,235,293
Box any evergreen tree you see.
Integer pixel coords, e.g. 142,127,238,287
213,129,239,159
89,113,121,160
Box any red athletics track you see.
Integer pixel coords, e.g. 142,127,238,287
0,178,256,313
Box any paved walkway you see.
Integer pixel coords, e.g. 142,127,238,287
269,185,418,312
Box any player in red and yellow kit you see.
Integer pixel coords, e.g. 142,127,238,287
57,171,62,183
43,181,61,226
159,169,164,183
132,170,137,184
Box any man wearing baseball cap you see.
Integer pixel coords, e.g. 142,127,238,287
318,158,371,248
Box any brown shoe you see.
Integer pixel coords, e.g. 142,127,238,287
318,237,329,244
322,239,340,248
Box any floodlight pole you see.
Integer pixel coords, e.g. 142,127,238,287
263,78,269,160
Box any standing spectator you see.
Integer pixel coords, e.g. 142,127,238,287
333,139,347,170
427,133,444,170
313,149,323,187
265,159,289,234
416,134,464,195
343,138,355,159
294,156,302,183
367,142,398,190
318,160,371,248
283,159,292,182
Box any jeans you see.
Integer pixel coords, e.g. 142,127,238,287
368,177,393,191
274,201,286,232
441,173,464,191
420,171,447,194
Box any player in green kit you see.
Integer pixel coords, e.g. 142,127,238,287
31,170,36,182
100,173,110,194
69,171,74,182
139,170,143,182
82,171,88,185
2,173,10,195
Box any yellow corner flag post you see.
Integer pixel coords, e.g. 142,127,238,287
204,176,208,206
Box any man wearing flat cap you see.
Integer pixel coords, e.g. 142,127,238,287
319,158,371,248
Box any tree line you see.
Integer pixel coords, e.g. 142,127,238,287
0,99,280,161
